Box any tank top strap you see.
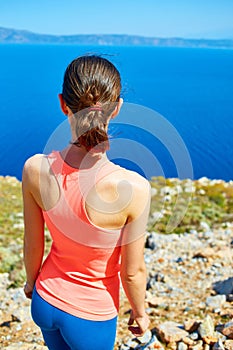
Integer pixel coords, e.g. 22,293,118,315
47,151,77,176
47,150,121,176
46,150,122,193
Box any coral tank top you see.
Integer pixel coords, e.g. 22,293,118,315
36,151,123,320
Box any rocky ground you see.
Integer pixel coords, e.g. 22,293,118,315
0,176,233,349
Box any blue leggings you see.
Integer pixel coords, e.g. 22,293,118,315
31,289,117,350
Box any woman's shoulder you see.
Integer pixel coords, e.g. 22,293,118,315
114,167,151,191
104,166,151,211
124,169,151,204
110,167,151,228
23,153,47,173
24,153,46,166
23,153,60,210
22,154,49,186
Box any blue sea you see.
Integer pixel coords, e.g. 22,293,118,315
0,44,233,181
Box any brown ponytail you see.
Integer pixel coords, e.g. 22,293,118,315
62,55,121,152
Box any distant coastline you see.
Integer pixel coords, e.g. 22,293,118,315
0,27,233,49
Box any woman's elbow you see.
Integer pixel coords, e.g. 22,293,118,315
120,262,146,281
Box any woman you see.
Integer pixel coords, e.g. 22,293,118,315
23,55,150,350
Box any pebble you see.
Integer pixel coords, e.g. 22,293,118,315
189,332,199,341
221,321,233,339
204,345,210,350
137,330,152,344
206,295,226,310
177,341,188,350
212,277,233,295
198,315,215,338
189,340,203,350
156,321,189,343
227,294,233,302
183,320,200,333
212,339,225,350
224,339,233,350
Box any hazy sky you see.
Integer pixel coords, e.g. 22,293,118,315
1,0,233,39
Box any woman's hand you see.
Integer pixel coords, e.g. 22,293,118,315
128,310,150,337
24,282,34,299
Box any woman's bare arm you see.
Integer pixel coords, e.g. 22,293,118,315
120,236,149,336
22,157,45,298
120,175,151,336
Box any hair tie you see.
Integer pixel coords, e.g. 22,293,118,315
89,102,102,112
89,107,102,111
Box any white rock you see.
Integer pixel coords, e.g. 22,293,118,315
151,187,158,197
200,221,210,231
206,295,226,310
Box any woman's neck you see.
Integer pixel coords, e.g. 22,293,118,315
60,145,108,170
